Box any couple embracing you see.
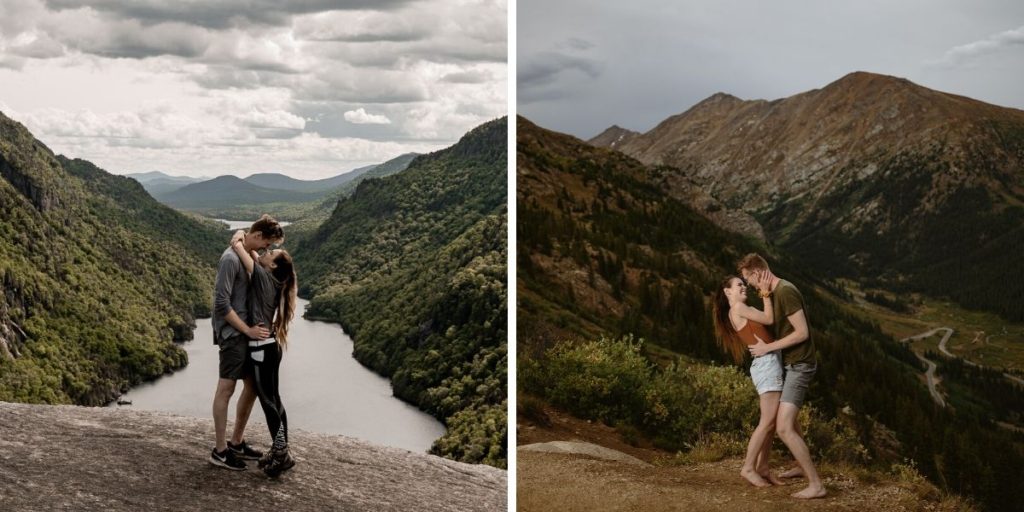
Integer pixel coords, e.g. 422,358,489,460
207,215,298,478
712,253,827,499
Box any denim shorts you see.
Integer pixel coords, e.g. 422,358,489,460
781,361,817,408
750,352,784,395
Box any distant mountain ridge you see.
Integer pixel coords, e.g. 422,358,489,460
155,175,323,209
593,71,1024,320
141,154,420,219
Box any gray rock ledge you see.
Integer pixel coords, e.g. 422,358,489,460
0,402,506,512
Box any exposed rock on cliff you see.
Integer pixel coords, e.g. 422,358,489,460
0,402,507,511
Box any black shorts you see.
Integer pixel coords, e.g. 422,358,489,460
218,334,249,380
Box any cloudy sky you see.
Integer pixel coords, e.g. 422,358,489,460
0,0,506,179
519,0,1024,139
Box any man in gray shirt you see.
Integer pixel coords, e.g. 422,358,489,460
209,215,284,470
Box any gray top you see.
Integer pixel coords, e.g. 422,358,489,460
212,247,249,344
249,264,280,334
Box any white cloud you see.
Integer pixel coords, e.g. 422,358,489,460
344,108,391,125
929,25,1024,68
0,0,507,177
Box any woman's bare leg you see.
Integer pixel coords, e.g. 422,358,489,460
740,391,780,487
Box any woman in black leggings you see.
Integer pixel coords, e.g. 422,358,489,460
231,230,297,477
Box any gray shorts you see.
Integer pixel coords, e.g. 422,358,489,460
781,361,817,408
750,352,784,395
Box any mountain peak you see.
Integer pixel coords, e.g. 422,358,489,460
587,124,639,149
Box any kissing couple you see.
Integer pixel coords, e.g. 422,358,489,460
712,253,826,499
207,215,299,478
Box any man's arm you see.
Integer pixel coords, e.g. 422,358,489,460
749,309,808,356
225,309,268,340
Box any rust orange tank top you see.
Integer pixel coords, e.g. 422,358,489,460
736,320,775,346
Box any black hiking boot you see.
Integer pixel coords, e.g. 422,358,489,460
263,447,295,478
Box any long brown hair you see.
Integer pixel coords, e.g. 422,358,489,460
711,275,746,364
270,250,297,350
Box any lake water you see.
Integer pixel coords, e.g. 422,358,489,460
110,219,444,453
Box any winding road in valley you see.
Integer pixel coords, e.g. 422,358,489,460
901,326,1024,408
900,328,951,408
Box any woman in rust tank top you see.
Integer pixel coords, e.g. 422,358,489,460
712,274,785,488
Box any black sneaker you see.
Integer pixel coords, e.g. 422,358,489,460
209,447,246,470
227,440,263,460
263,447,295,478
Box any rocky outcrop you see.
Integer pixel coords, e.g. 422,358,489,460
0,402,507,511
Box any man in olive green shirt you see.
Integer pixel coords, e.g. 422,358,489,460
738,253,826,500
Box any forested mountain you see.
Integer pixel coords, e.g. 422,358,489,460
518,116,1024,511
294,119,507,468
594,72,1024,321
0,110,225,406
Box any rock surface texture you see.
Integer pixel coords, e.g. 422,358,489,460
0,402,507,512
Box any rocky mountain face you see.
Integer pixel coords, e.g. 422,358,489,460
595,72,1024,320
0,109,225,405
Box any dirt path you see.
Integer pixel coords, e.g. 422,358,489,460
517,449,959,512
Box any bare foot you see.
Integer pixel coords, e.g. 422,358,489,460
792,484,827,499
740,468,771,488
779,466,804,479
761,471,786,486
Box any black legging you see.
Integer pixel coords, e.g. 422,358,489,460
249,341,288,450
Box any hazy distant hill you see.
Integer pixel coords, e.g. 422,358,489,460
154,175,323,210
125,171,206,196
148,154,419,222
0,110,225,406
595,71,1024,321
295,120,507,468
243,165,376,193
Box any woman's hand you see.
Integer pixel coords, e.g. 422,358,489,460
230,230,245,246
245,323,270,340
749,334,771,357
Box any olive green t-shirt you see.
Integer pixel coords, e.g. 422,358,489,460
771,279,816,365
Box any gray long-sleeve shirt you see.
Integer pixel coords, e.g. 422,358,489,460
212,247,249,344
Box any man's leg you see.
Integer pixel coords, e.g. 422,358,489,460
213,378,237,452
776,402,825,498
231,375,258,445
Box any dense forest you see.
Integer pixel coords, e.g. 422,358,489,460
0,110,225,405
517,117,1024,511
294,118,508,468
